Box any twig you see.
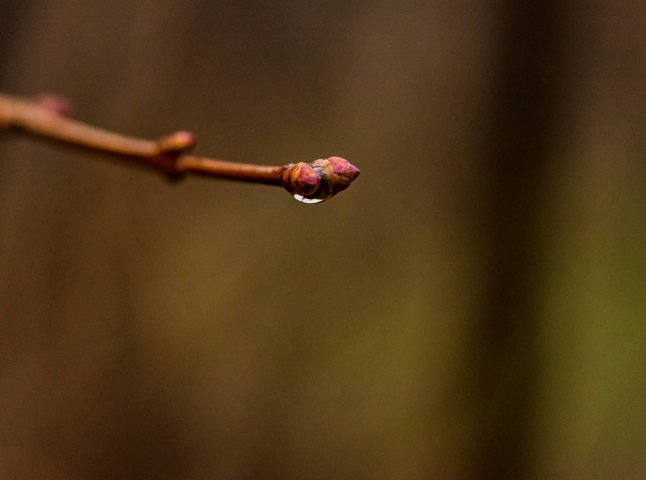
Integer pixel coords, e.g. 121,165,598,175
0,92,359,203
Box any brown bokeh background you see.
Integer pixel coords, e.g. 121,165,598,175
1,1,645,479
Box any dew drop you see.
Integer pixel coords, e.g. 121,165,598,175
293,194,324,204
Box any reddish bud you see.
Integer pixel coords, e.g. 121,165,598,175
36,93,73,116
282,156,360,203
157,130,197,153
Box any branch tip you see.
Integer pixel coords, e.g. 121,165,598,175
282,156,360,203
0,92,360,203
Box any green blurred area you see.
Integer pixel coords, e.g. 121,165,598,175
1,1,645,479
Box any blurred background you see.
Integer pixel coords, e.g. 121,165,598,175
1,1,645,479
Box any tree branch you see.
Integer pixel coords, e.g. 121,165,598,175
0,92,359,203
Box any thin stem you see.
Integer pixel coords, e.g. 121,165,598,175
0,92,359,202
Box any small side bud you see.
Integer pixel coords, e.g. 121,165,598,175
157,130,197,154
285,162,321,197
35,93,73,116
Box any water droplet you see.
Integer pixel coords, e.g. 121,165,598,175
293,194,324,204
